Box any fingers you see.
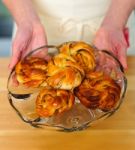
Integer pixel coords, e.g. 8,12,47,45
9,28,32,70
21,26,48,59
117,46,128,69
93,28,113,52
9,37,29,70
9,44,22,70
115,31,128,70
9,53,20,70
94,26,128,70
123,27,129,47
9,24,48,70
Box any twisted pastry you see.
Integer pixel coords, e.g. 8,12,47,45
46,53,85,90
36,88,75,117
15,57,48,87
59,41,96,72
74,71,121,111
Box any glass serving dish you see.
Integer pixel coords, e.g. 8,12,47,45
7,42,127,131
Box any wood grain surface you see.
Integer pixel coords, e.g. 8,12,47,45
0,57,135,150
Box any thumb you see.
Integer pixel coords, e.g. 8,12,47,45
9,47,22,70
9,29,31,70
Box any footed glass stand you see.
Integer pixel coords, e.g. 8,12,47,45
7,43,127,131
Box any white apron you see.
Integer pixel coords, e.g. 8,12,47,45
32,0,111,45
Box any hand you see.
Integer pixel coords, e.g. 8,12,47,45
9,23,48,70
93,26,129,69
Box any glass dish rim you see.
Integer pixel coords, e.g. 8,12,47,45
7,42,128,131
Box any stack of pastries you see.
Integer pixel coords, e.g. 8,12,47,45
14,41,121,117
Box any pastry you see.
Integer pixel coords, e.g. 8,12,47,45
59,41,96,72
15,57,48,87
36,88,75,117
46,53,85,90
74,71,121,111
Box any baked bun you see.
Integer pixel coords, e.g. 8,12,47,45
36,88,75,117
59,41,96,72
46,53,85,90
15,57,48,87
74,71,121,111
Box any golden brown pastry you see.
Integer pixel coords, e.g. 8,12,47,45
15,57,48,87
74,71,121,111
59,41,96,72
36,88,75,117
46,53,85,90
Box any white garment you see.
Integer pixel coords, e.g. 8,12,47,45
32,0,111,45
13,0,135,54
33,0,111,20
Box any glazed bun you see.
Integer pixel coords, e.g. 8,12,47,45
15,57,48,87
59,41,96,72
36,88,75,117
74,71,121,111
46,53,85,90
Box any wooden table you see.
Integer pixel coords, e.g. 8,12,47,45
0,57,135,150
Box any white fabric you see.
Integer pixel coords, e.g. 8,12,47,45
32,0,111,45
33,0,111,20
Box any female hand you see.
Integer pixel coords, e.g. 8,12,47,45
9,23,48,70
93,25,129,69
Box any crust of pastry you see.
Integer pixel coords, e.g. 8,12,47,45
36,88,75,117
15,57,48,87
59,41,96,72
74,71,121,111
46,53,85,90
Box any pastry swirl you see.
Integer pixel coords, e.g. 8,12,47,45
15,57,48,87
36,88,75,117
59,41,96,72
74,71,121,111
46,53,85,90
